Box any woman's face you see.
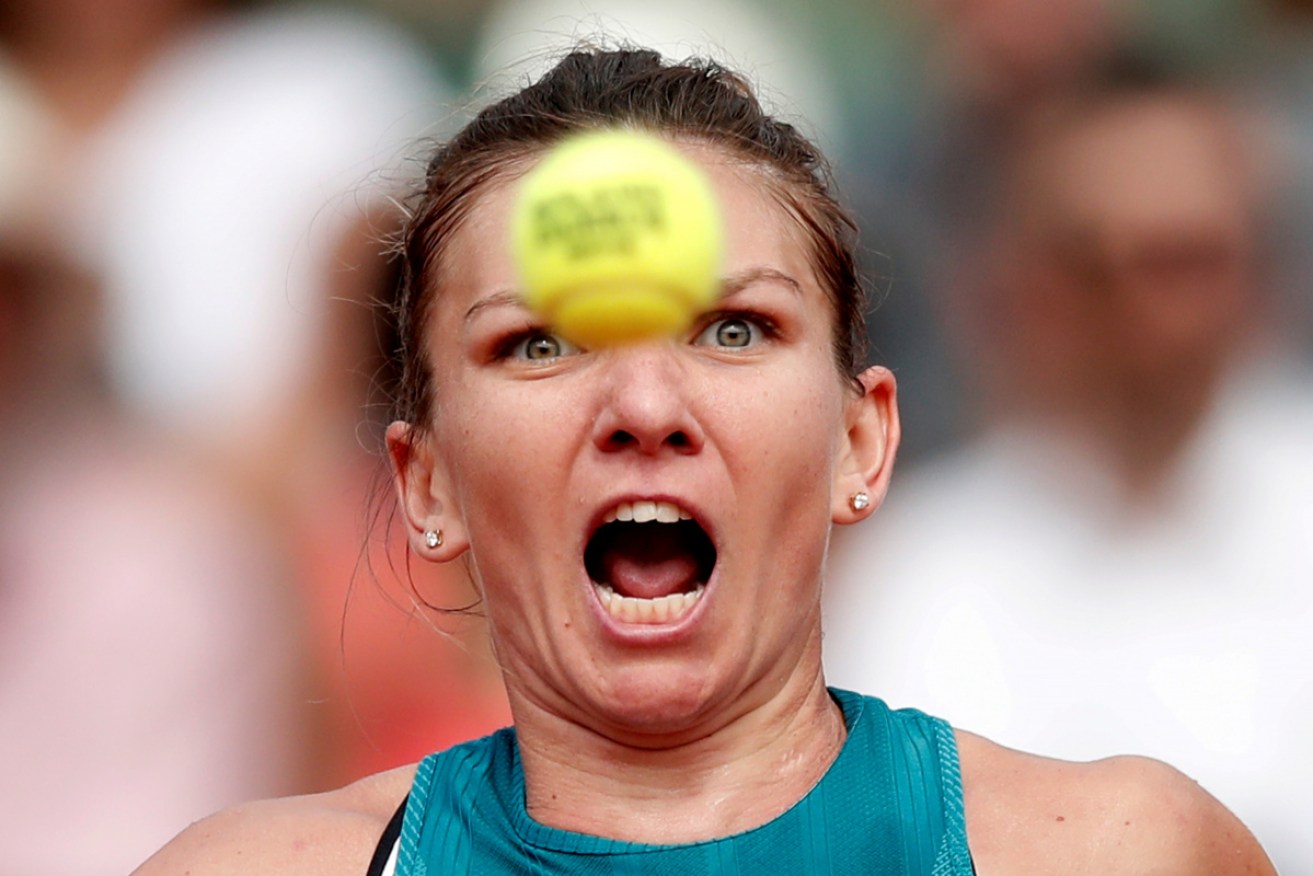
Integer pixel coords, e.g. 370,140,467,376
394,141,896,743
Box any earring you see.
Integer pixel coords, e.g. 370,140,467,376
424,529,443,549
849,492,870,512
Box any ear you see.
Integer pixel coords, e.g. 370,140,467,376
386,420,469,561
832,366,900,525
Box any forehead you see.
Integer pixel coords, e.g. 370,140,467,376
436,140,817,317
1031,100,1249,238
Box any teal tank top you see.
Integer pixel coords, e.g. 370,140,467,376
394,689,974,875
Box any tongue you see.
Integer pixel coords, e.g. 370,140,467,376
599,525,700,600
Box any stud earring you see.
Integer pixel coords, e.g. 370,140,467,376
849,492,871,512
424,529,442,549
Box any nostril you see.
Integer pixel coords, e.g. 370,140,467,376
605,430,638,450
598,428,696,453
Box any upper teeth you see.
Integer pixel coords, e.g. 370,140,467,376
603,500,692,524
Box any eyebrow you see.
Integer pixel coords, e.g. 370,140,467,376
722,267,802,298
461,266,802,326
463,289,525,326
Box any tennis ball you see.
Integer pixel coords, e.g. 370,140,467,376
510,129,723,347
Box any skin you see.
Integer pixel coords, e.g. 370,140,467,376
974,93,1261,498
132,139,1275,875
390,144,885,841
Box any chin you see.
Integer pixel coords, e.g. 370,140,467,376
581,665,734,743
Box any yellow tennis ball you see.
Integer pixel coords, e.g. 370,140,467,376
511,129,723,347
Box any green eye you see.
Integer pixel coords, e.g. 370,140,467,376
695,316,759,349
526,335,561,359
716,319,753,347
515,331,579,361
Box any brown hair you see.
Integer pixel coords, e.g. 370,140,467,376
390,47,868,431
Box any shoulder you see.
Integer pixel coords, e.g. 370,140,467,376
954,730,1275,875
131,765,416,876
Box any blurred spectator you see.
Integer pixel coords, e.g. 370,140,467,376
833,0,1137,461
0,0,451,473
0,143,306,876
1,0,515,861
824,70,1313,871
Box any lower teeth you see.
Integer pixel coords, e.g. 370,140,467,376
594,584,704,624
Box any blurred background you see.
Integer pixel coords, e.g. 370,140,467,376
0,0,1309,872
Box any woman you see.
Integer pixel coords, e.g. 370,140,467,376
134,48,1274,875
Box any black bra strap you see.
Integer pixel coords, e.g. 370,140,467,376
366,794,409,876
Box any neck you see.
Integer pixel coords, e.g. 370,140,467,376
511,667,846,844
1006,350,1233,503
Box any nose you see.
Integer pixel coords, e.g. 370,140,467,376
590,344,705,456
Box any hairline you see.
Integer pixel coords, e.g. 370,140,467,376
408,131,862,429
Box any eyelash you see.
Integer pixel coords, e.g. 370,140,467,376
492,328,579,363
489,309,780,362
694,310,781,348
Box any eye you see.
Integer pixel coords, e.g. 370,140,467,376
694,315,763,349
498,328,582,362
506,330,581,362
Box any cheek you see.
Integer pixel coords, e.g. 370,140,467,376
436,390,562,618
735,374,845,605
722,366,845,493
442,386,563,507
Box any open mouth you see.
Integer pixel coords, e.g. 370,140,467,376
584,500,716,624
